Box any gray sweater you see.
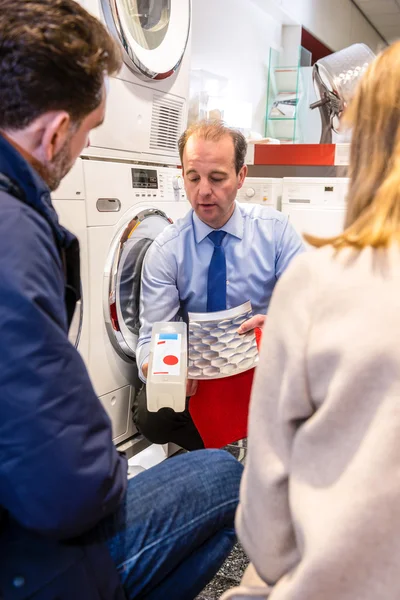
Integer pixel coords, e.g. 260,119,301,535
237,244,400,599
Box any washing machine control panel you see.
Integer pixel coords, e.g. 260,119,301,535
282,178,349,206
236,177,282,209
131,167,158,189
131,166,186,202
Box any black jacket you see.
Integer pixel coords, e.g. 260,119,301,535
0,135,127,599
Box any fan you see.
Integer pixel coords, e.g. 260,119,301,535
310,43,376,144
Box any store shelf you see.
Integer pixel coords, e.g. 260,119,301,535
274,67,298,71
246,143,350,167
265,48,303,143
254,144,336,165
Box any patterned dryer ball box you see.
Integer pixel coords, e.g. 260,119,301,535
188,301,259,380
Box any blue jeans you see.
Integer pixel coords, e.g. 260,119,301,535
93,449,243,600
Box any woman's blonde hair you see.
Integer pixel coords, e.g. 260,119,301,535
305,41,400,249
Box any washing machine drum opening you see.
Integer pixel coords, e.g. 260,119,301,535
118,236,152,338
120,0,170,50
102,0,190,79
107,210,172,361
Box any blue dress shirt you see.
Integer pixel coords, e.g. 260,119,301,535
137,202,305,380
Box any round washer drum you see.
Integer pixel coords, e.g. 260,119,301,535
101,0,191,80
104,207,173,361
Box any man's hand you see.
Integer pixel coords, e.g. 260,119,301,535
237,314,266,334
186,378,198,397
142,363,198,397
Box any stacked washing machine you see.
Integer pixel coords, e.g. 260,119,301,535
281,177,349,245
80,0,192,165
54,0,192,453
237,176,349,247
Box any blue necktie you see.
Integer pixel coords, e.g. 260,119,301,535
207,230,227,312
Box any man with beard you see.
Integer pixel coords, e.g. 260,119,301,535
0,2,243,599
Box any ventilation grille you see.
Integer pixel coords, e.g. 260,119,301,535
150,93,184,154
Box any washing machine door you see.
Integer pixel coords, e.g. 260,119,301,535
104,207,173,361
101,0,191,80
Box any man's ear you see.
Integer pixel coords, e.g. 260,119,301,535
39,112,71,162
237,164,248,189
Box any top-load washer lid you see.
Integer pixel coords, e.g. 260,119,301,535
101,0,191,80
104,207,173,361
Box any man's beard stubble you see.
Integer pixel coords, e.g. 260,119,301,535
46,137,73,191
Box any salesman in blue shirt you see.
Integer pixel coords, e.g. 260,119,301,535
134,121,305,450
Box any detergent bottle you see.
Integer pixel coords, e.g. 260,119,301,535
147,322,187,412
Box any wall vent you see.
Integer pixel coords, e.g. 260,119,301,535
150,93,184,155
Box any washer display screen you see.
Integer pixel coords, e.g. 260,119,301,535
131,168,158,189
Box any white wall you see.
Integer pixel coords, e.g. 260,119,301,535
190,0,282,136
275,0,384,52
190,0,384,137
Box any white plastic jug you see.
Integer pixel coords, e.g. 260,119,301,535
147,322,187,412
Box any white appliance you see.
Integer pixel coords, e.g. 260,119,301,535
236,177,282,209
281,177,349,244
53,157,189,446
52,160,90,366
79,0,191,164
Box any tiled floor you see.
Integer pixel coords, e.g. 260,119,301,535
196,543,250,600
196,440,249,600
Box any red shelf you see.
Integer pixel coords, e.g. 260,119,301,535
254,144,336,166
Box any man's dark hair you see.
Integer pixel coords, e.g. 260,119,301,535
178,120,248,174
0,0,122,130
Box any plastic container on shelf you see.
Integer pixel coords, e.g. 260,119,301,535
147,322,187,413
188,69,229,125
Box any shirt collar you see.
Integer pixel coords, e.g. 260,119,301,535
193,201,244,243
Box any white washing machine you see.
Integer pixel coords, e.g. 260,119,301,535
79,0,191,164
236,177,282,209
52,160,90,367
53,157,190,446
281,177,349,244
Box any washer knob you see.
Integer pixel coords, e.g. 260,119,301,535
172,176,183,191
245,187,255,198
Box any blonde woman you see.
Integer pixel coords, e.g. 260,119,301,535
235,41,400,600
